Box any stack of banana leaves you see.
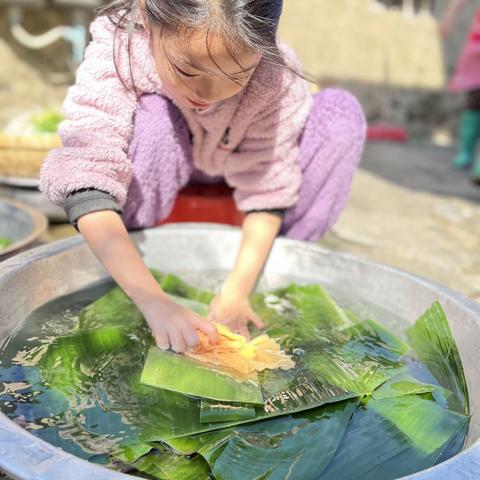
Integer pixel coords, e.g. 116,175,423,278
35,270,469,480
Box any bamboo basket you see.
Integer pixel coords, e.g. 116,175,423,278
0,132,61,179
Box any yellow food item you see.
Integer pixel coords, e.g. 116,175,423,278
186,323,295,377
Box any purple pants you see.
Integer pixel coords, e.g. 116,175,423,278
123,89,366,241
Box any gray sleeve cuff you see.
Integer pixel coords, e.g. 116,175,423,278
64,189,122,227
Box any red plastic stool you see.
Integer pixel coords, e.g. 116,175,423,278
158,183,244,227
367,123,409,143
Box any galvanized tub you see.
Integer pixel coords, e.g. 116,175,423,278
0,223,479,479
0,197,47,258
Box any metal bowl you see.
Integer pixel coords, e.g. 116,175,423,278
0,180,67,223
0,197,48,257
0,224,479,479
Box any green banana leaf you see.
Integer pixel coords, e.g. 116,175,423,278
22,271,469,480
78,270,165,332
130,450,210,480
141,347,264,404
372,369,438,400
138,274,410,421
37,273,415,445
206,400,358,480
274,284,351,327
367,395,469,455
250,285,347,346
114,442,154,463
317,395,468,480
40,327,131,396
339,319,410,363
160,274,214,305
163,371,468,480
406,301,469,415
363,424,468,480
199,400,257,423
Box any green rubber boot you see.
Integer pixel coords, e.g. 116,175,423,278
452,110,480,169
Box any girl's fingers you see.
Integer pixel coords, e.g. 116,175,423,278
155,330,170,350
168,328,187,353
196,318,219,344
182,327,200,351
249,311,265,329
238,324,250,340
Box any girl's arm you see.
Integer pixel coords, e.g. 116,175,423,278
213,51,312,337
39,18,218,352
439,0,471,37
40,16,140,210
209,211,282,337
78,210,218,352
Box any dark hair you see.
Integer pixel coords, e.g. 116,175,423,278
96,0,309,92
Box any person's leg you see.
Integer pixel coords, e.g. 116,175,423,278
122,94,193,229
281,89,366,242
453,90,480,170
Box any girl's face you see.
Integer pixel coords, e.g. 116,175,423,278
148,26,262,110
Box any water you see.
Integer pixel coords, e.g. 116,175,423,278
0,280,122,465
0,273,469,478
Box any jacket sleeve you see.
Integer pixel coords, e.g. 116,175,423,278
225,66,312,212
39,16,140,208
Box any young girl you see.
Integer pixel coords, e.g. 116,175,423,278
441,0,480,181
40,0,366,353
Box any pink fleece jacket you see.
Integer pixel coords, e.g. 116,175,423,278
39,15,313,212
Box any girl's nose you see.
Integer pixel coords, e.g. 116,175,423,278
193,87,214,103
193,77,221,103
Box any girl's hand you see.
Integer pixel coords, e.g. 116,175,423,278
209,292,264,339
139,294,218,353
76,211,218,354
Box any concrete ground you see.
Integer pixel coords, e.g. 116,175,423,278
320,140,480,301
361,141,480,204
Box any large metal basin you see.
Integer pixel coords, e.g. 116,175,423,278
0,224,479,479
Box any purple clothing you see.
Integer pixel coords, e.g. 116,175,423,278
39,15,312,213
123,89,366,242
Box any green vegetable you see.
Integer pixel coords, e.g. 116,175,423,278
32,109,63,133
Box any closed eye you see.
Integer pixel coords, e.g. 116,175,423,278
173,65,199,78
